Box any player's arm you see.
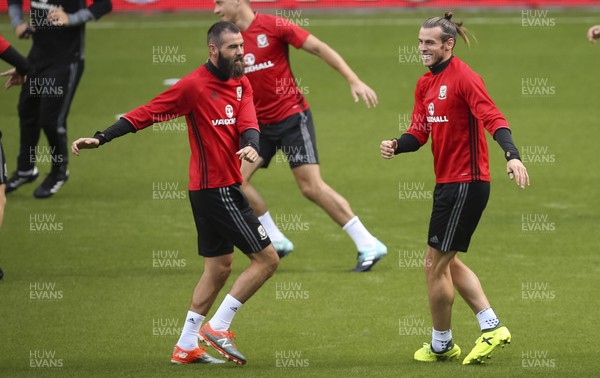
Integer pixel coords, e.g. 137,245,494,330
0,44,30,75
236,129,260,163
493,128,529,189
73,76,193,156
461,73,529,189
300,35,378,108
0,35,31,88
71,118,135,155
235,78,260,163
8,0,34,39
48,0,112,27
380,134,421,159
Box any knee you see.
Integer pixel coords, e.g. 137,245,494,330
423,259,443,279
262,248,280,278
299,180,323,201
423,250,452,278
211,261,233,283
423,256,433,275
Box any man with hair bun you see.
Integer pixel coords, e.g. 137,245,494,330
380,12,529,365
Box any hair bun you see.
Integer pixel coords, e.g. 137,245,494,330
444,11,453,20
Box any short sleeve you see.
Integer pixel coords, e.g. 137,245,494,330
275,17,311,49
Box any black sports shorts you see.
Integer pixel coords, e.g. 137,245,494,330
258,109,319,169
427,181,490,253
189,184,271,257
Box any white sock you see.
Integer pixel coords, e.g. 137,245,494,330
431,328,453,353
342,216,376,250
476,307,500,331
176,311,205,350
208,294,243,331
258,211,285,242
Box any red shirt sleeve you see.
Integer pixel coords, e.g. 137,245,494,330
276,17,310,49
237,77,259,134
407,77,431,145
458,69,509,135
0,34,11,55
123,76,195,131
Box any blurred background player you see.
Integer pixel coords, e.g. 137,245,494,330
6,0,112,198
380,13,529,364
587,24,600,43
0,33,32,280
214,0,387,272
71,21,279,365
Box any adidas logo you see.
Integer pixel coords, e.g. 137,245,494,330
187,318,196,324
229,306,238,312
429,235,439,243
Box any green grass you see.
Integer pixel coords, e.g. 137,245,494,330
1,10,599,377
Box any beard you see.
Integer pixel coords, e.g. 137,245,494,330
217,52,245,79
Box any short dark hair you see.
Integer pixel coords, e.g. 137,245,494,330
207,21,241,47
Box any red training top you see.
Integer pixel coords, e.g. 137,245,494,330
241,12,310,124
123,62,259,190
407,57,508,184
0,34,11,54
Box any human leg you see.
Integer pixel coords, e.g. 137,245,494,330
452,254,510,365
6,80,40,193
192,185,278,364
292,163,386,271
292,163,354,225
415,182,469,361
172,255,232,365
200,245,278,365
414,246,462,361
240,146,294,257
449,256,490,314
425,246,457,332
34,61,84,198
285,110,385,268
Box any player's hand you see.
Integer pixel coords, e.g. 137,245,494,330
48,6,69,27
71,138,99,156
236,146,259,163
1,68,26,89
350,79,378,108
380,139,397,159
587,25,600,43
15,23,35,39
507,159,529,189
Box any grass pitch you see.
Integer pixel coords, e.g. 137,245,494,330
1,10,599,377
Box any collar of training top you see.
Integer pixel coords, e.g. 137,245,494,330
205,60,230,82
429,55,454,75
